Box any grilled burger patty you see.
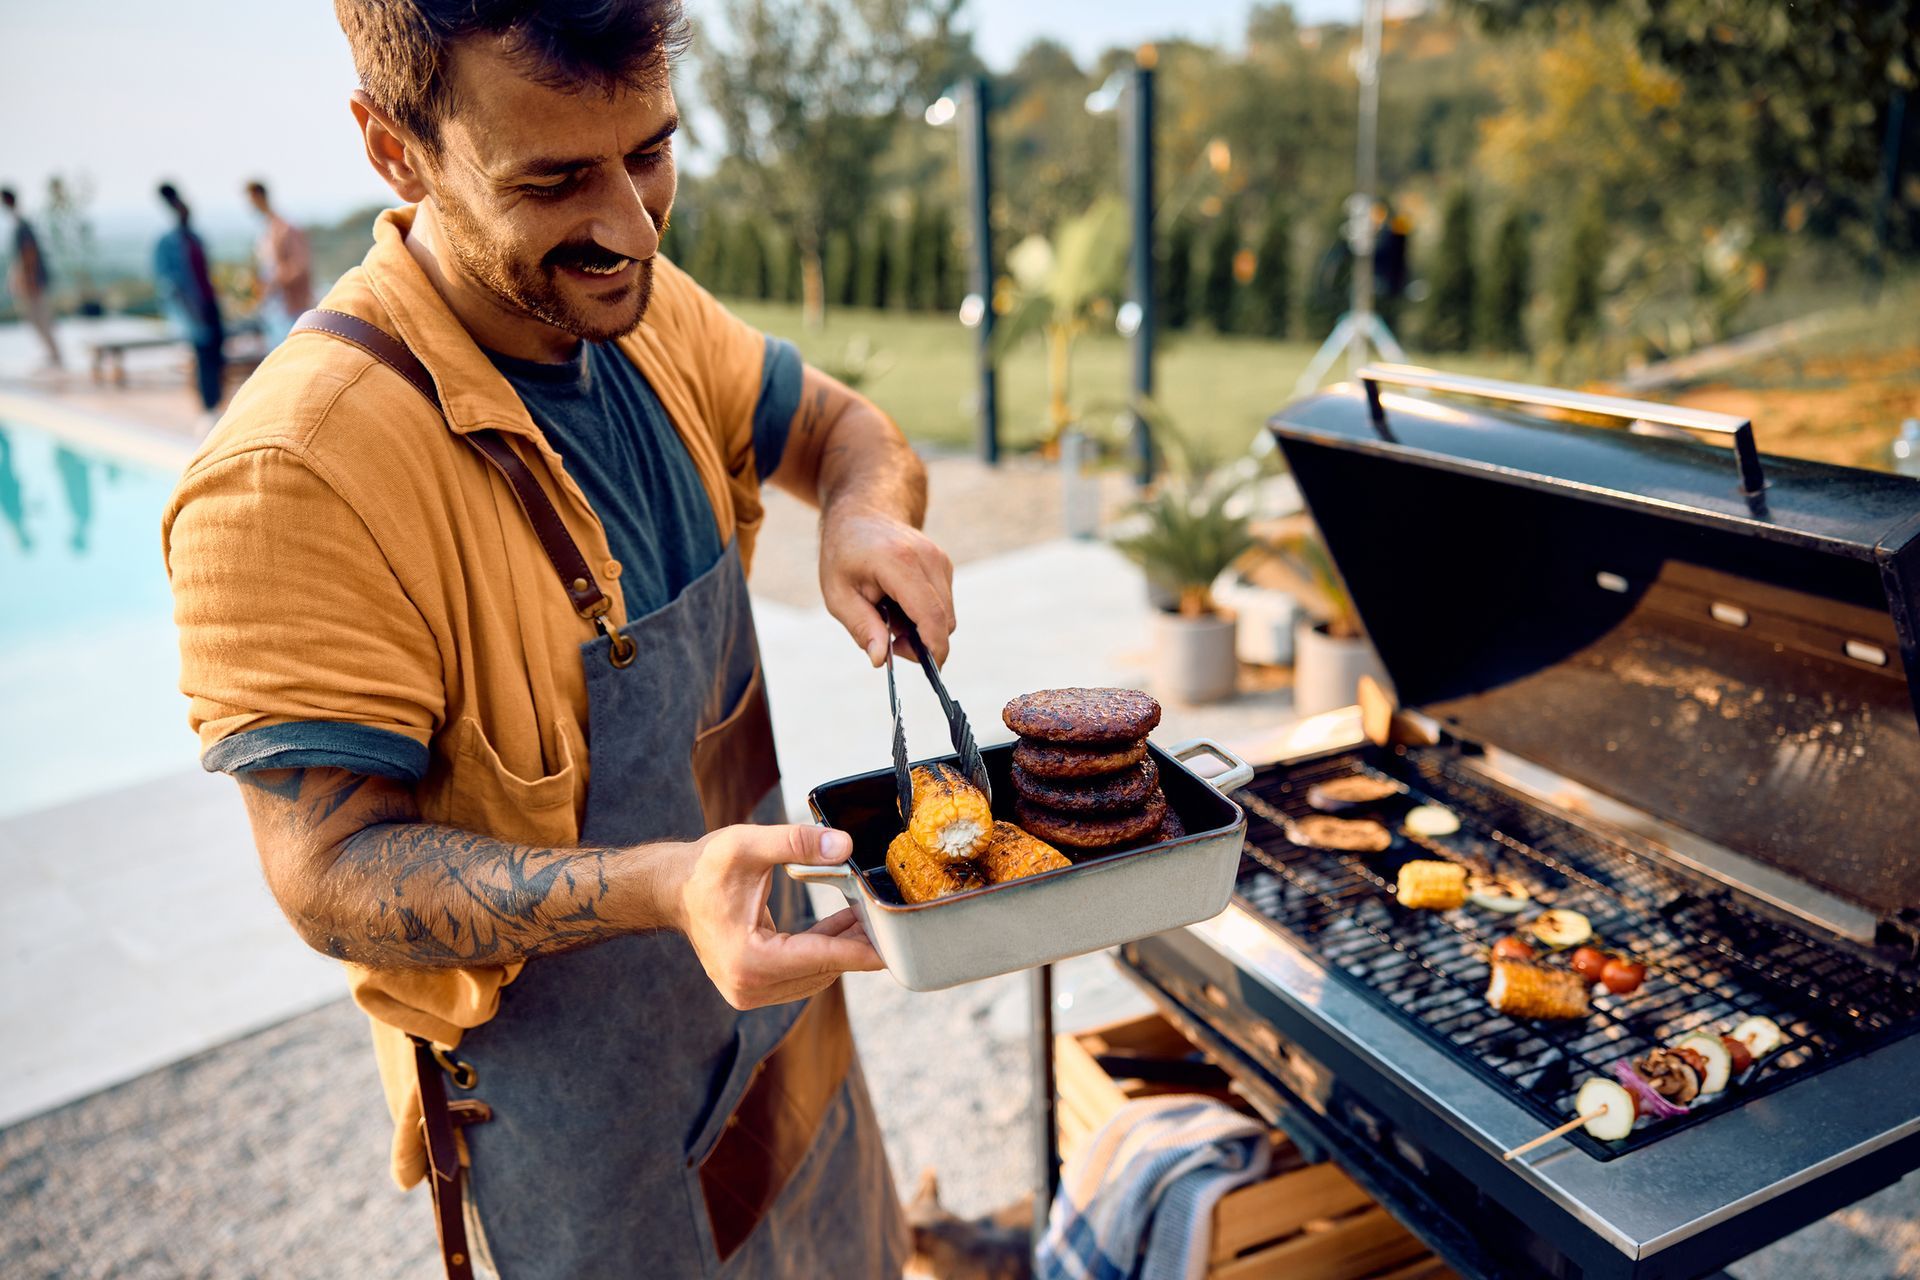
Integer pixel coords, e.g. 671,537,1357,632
1157,807,1186,841
1306,773,1404,812
1283,814,1393,852
1016,791,1168,849
1002,687,1162,744
1010,757,1159,813
1011,735,1149,779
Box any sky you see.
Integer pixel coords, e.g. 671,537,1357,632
0,0,1359,237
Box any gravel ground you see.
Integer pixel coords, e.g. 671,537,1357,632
6,970,1918,1279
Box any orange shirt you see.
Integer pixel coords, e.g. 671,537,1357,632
163,204,776,1185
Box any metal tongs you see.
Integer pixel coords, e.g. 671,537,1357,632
882,598,991,827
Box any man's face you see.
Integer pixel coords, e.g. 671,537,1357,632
422,41,678,345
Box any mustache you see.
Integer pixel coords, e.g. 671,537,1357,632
544,241,637,272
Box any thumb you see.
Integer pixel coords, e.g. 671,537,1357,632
724,823,854,874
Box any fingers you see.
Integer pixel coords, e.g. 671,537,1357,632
882,564,955,667
823,579,892,667
716,911,886,1010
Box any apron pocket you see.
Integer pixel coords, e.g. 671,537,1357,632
690,659,781,829
691,984,854,1267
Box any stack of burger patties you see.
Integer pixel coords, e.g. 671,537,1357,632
1003,687,1182,852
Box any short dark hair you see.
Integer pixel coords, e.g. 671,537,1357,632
157,182,181,206
246,180,269,200
0,188,14,208
333,0,690,148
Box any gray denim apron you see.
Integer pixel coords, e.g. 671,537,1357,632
285,311,907,1280
454,543,906,1279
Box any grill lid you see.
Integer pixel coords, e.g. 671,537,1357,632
1268,366,1920,925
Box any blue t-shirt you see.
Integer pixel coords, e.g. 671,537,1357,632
485,338,803,617
204,332,803,782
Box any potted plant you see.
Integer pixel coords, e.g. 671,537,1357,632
1263,521,1389,717
1111,419,1258,705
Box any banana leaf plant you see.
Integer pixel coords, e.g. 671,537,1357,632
1110,402,1261,618
991,197,1130,446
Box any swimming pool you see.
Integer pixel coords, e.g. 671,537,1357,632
0,419,197,819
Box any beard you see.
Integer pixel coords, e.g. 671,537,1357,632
435,190,659,344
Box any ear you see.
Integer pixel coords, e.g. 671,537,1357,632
349,90,430,204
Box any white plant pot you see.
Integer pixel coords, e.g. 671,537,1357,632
1293,619,1388,718
1211,573,1299,666
1153,610,1240,705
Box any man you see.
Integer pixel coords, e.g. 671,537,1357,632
152,183,226,426
163,2,952,1277
244,179,314,347
2,187,63,372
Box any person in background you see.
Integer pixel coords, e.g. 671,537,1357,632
245,180,313,346
153,182,226,428
3,187,64,372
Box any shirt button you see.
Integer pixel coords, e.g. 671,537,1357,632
604,559,622,579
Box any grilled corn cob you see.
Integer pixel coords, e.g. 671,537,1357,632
1486,958,1591,1020
886,832,989,903
1395,859,1468,910
979,821,1071,884
908,763,994,860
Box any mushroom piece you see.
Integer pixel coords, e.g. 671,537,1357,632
1633,1048,1702,1106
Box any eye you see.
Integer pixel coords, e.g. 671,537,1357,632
629,141,671,171
518,175,582,199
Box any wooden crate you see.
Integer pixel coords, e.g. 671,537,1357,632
1057,1013,1454,1280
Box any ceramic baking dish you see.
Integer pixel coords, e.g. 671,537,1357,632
791,738,1252,991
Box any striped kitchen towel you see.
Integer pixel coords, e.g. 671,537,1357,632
1035,1093,1272,1280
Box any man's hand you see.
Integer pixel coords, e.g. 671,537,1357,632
820,506,956,667
675,823,884,1009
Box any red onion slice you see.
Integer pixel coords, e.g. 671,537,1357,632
1612,1059,1689,1119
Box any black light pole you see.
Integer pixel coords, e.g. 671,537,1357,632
960,76,1000,465
1124,54,1158,486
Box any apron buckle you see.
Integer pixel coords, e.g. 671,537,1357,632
432,1044,480,1090
585,598,637,668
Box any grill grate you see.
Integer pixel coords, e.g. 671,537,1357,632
1233,744,1920,1160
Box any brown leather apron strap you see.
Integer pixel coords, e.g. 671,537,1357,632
289,308,635,666
413,1036,492,1280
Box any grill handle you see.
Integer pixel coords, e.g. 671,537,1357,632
1167,738,1255,795
1357,362,1766,499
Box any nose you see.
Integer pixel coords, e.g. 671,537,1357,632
586,169,663,264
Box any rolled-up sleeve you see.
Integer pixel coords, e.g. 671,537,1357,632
752,336,803,481
163,446,443,781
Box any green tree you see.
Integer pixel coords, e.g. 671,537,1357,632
904,197,937,310
1479,208,1532,353
1553,189,1608,344
1198,210,1241,334
824,228,855,307
854,213,895,309
731,219,770,299
926,203,959,311
702,0,939,324
992,197,1130,441
1246,207,1292,338
1424,186,1477,351
1159,219,1196,332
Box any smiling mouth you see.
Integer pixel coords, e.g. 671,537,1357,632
563,259,632,277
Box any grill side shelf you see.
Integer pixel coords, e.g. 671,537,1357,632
1233,745,1920,1162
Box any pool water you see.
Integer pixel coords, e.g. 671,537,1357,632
0,421,196,818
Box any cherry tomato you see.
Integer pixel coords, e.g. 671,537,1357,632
1570,947,1610,983
1601,957,1647,995
1491,935,1536,962
1721,1035,1754,1074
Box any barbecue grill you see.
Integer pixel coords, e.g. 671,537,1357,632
1114,366,1920,1279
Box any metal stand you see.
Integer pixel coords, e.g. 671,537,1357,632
1030,962,1058,1257
960,76,1000,465
1294,308,1405,397
1294,0,1403,398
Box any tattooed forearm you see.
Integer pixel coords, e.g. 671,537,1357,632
237,767,679,970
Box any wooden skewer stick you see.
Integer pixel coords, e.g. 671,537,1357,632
1502,1112,1605,1161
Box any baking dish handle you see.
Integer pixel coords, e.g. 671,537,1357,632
1167,738,1255,795
784,859,860,903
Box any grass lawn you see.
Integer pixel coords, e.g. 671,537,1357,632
726,299,1527,462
